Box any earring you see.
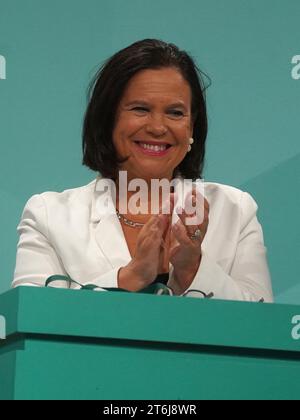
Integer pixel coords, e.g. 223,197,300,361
188,137,194,152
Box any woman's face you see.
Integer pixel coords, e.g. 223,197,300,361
112,67,193,182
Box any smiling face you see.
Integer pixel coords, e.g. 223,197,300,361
112,67,193,182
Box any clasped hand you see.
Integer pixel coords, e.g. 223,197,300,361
127,190,209,294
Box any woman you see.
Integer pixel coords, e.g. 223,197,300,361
12,39,273,301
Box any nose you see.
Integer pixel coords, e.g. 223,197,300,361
145,113,168,137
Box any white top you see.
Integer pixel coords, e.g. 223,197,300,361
12,176,273,302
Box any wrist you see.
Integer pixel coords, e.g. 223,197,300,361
118,263,146,292
173,257,201,294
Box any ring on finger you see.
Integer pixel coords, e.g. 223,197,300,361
189,228,202,241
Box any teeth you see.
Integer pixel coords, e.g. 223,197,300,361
139,143,167,152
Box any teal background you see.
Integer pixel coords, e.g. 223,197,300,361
0,0,299,303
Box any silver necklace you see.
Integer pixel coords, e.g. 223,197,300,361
116,210,145,228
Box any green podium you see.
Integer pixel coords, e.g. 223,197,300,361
0,287,300,400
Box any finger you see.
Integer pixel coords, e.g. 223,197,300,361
204,198,210,211
176,207,198,236
190,192,209,212
182,194,205,226
146,214,161,227
176,210,206,247
158,214,170,235
148,213,166,228
160,239,170,272
144,218,165,242
160,220,171,250
170,192,176,211
143,228,161,245
172,220,192,247
184,188,203,211
160,222,172,273
180,194,209,227
160,192,175,217
169,243,181,260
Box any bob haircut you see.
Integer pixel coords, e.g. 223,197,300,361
82,39,210,181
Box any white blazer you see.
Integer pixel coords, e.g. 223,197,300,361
12,176,273,302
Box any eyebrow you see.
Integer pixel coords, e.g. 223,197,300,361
124,100,188,110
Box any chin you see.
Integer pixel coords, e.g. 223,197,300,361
142,172,172,180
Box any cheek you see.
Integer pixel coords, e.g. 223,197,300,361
174,121,192,143
113,115,141,145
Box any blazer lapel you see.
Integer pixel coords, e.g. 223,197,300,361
91,177,132,269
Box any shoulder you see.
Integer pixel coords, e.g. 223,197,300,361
202,181,259,224
203,181,244,202
202,180,255,204
40,180,97,202
21,178,98,219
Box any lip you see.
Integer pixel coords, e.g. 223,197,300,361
133,141,173,157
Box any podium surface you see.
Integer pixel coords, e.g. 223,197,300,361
0,287,300,400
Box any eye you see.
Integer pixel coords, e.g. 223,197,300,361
131,107,148,113
168,110,184,117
